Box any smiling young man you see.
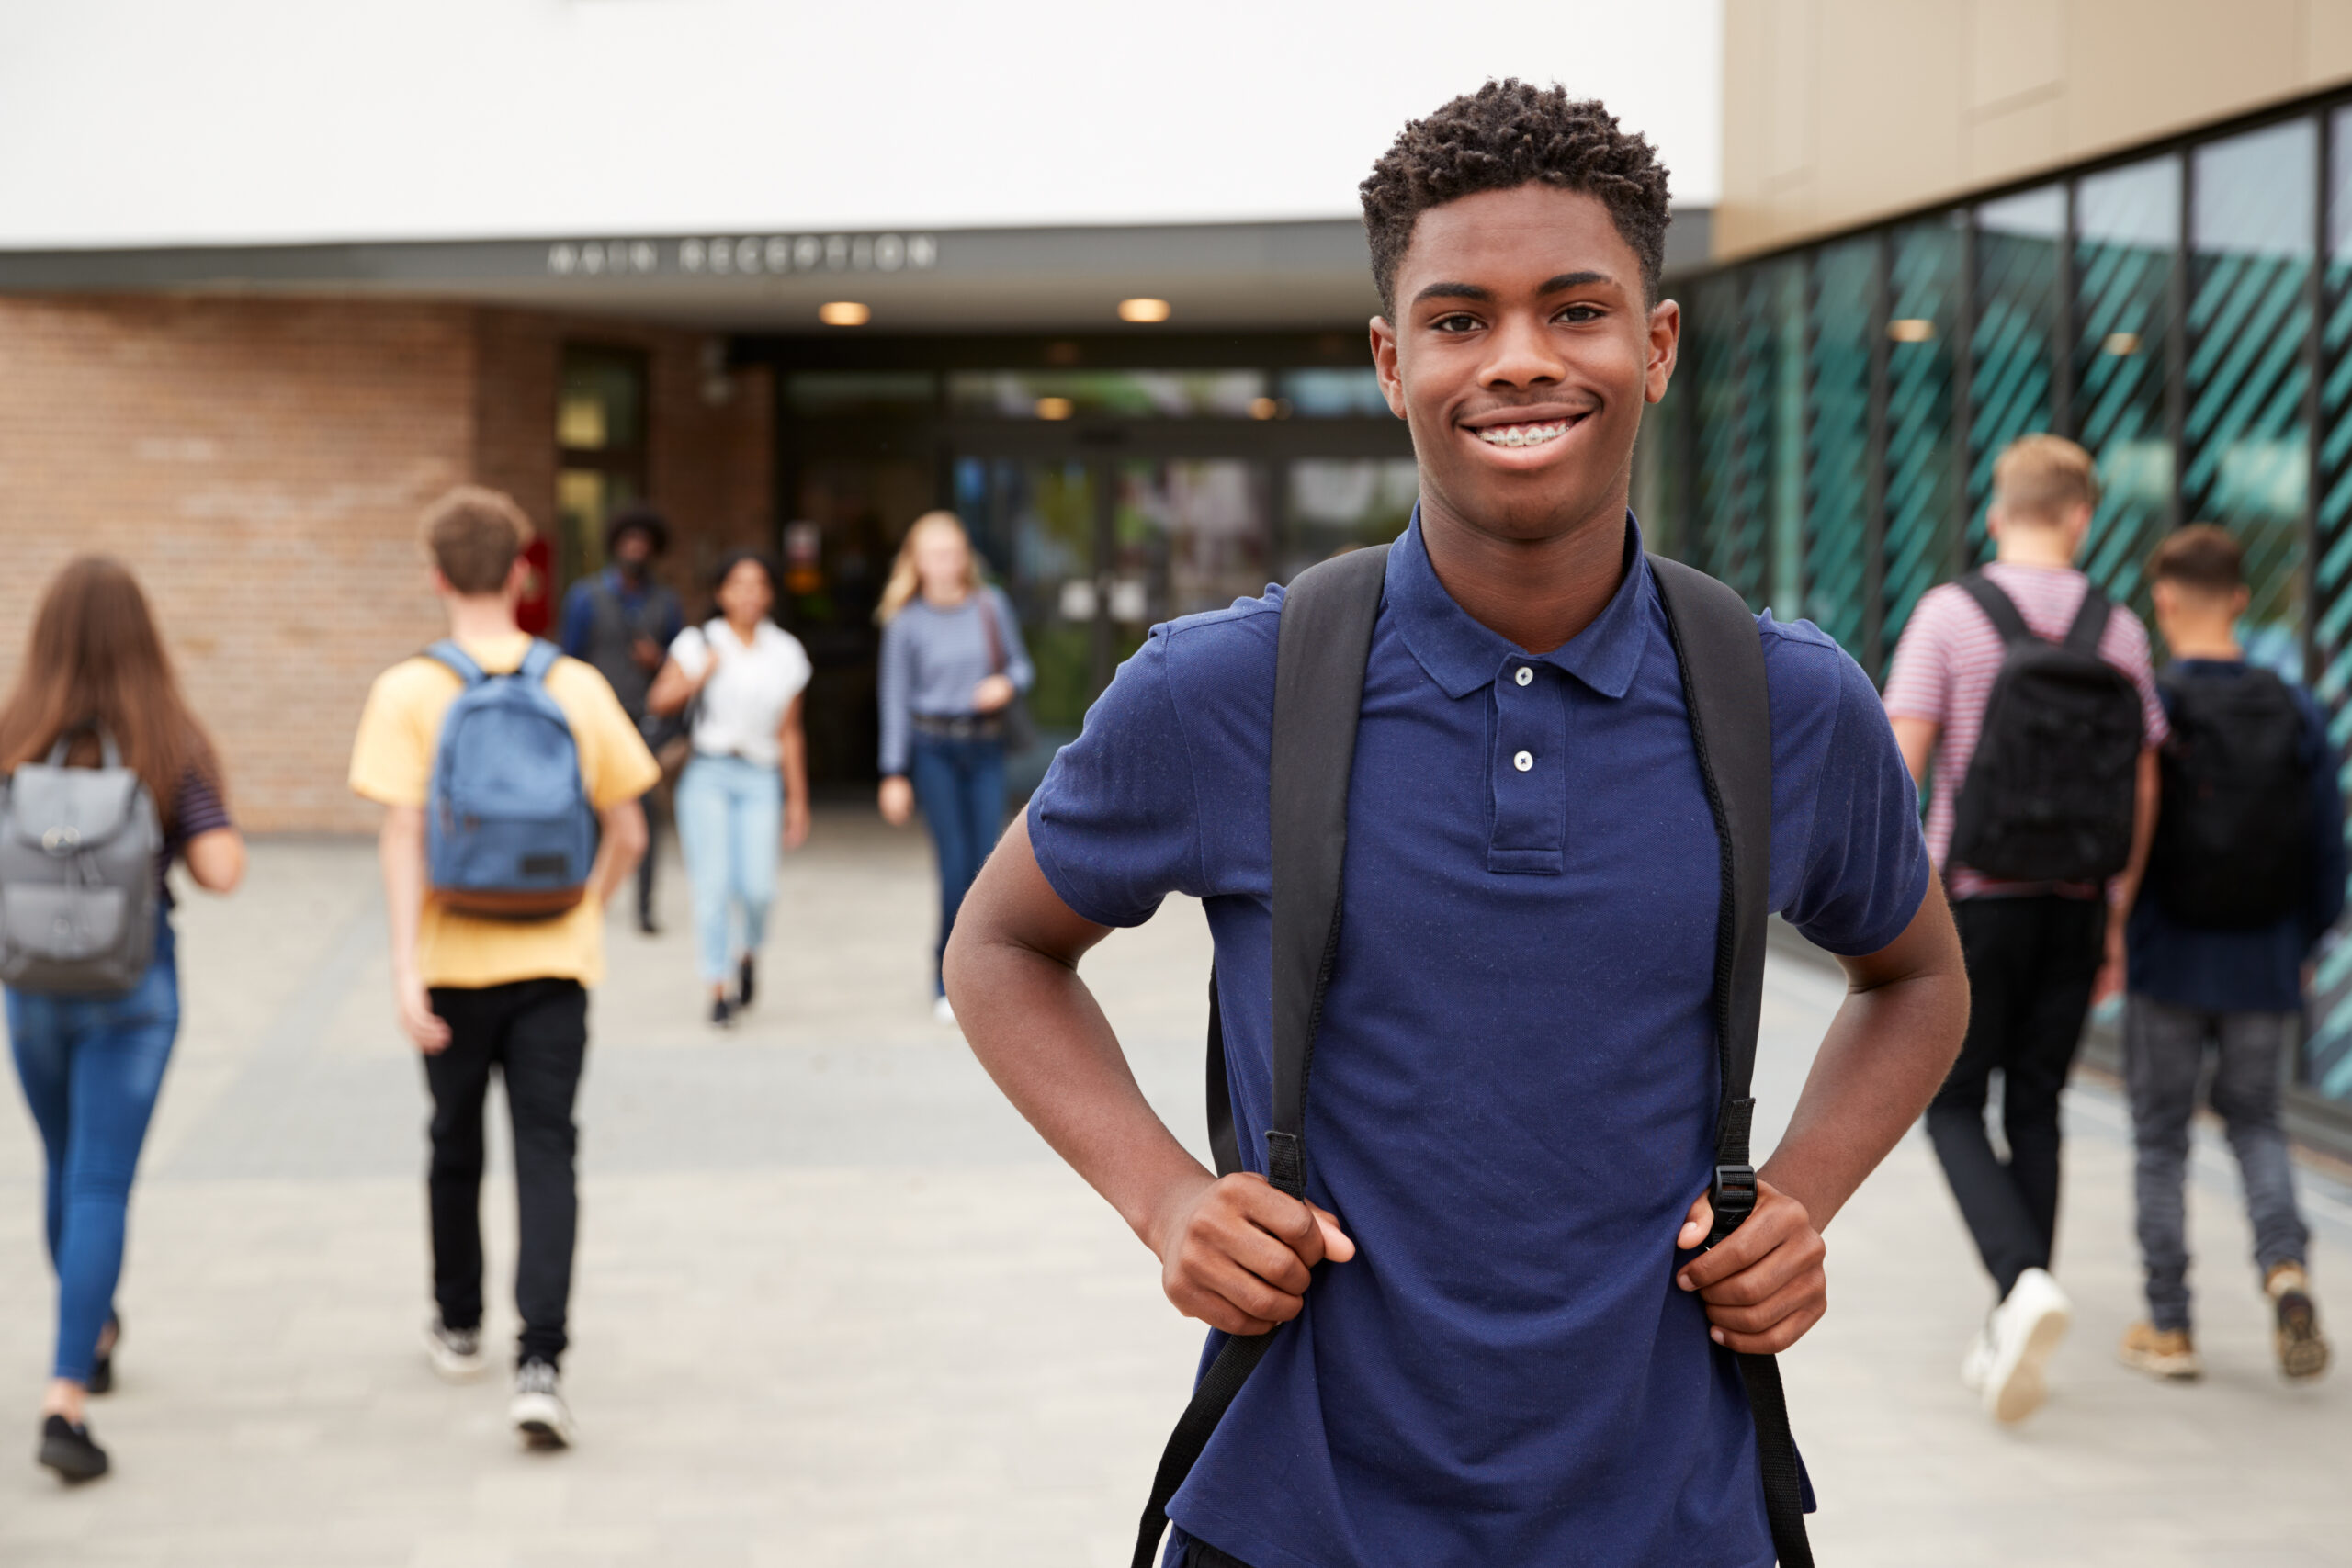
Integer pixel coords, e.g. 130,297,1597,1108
948,84,1969,1568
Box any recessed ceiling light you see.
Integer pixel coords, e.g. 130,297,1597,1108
1250,397,1285,421
1118,298,1172,323
1887,318,1935,343
1035,396,1075,421
819,301,870,327
2103,332,2143,356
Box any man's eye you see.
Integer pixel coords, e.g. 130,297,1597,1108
1556,304,1602,324
1432,314,1481,333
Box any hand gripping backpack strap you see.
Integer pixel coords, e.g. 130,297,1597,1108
1648,554,1814,1568
1135,543,1391,1568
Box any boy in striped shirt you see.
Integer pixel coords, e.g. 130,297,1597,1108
1884,434,2167,1424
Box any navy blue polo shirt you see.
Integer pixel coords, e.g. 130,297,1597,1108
1028,516,1929,1568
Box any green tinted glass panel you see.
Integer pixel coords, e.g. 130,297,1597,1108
1884,220,1961,663
2075,155,2180,619
948,370,1267,418
1805,239,1874,655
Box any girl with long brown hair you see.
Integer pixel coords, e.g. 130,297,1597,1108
1,556,243,1483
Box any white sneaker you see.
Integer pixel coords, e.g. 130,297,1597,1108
1980,1267,2071,1424
510,1359,575,1450
933,995,957,1027
424,1318,487,1382
1960,1323,1996,1394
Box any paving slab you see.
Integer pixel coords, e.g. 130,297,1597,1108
0,815,2346,1564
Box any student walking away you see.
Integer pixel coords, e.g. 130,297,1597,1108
875,511,1033,1024
560,503,684,934
2116,524,2336,1383
0,556,245,1483
947,84,1969,1568
1883,434,2168,1424
646,550,811,1028
350,487,658,1450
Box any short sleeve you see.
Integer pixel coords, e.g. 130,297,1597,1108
1777,637,1933,956
1025,628,1207,929
668,625,711,680
561,661,662,808
347,663,437,808
1881,589,1955,726
173,768,234,840
775,631,813,703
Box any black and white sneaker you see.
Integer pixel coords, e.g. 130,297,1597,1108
510,1359,575,1450
38,1415,107,1482
710,995,737,1029
424,1318,488,1382
737,953,757,1010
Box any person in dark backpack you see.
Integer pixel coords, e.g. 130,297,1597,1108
944,83,1969,1568
2116,524,2335,1383
0,556,244,1483
1884,434,2168,1425
560,504,684,934
349,487,657,1450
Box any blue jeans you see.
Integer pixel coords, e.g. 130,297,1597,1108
676,753,782,986
910,734,1007,994
2124,995,2311,1332
7,922,179,1383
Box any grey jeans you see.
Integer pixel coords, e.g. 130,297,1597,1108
2124,995,2312,1332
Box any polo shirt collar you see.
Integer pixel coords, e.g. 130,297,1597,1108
1385,509,1653,701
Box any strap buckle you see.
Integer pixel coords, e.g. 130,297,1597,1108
1706,1163,1758,1248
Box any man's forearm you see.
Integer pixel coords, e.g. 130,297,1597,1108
1757,895,1969,1232
2114,747,2160,915
378,810,427,984
948,921,1206,1250
589,801,646,907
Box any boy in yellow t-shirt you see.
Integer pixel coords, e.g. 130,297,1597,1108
349,486,658,1450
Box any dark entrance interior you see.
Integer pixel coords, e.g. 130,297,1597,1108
733,332,1419,790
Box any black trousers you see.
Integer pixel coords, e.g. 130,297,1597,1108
1926,896,2104,1299
423,978,588,1367
636,784,664,922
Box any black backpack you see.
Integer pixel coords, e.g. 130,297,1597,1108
1947,574,2143,884
1132,547,1815,1568
2146,664,2310,929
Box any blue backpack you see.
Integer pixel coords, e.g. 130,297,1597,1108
425,639,598,919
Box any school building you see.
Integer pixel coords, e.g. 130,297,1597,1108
1646,2,2352,1121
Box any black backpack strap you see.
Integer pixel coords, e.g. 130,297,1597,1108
1204,967,1240,1178
1137,544,1390,1568
1648,553,1814,1568
2061,581,2112,654
1954,571,2034,648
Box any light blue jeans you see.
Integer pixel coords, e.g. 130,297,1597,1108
8,920,180,1382
675,754,781,986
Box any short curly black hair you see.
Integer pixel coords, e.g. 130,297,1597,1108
1360,81,1672,318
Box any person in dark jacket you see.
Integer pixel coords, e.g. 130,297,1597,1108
2120,524,2337,1383
560,505,684,933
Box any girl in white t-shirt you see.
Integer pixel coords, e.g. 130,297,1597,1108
647,551,811,1026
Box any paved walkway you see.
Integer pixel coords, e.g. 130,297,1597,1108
1,816,2346,1565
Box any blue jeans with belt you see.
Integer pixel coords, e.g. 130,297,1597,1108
910,732,1007,995
675,753,782,986
7,921,180,1383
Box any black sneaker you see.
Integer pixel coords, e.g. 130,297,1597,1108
637,907,660,936
38,1415,107,1482
87,1314,119,1396
737,954,756,1010
711,996,736,1029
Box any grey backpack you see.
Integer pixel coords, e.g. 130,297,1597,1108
0,729,162,993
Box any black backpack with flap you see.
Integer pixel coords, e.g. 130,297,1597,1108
1132,546,1815,1568
2146,663,2310,930
1946,573,2143,884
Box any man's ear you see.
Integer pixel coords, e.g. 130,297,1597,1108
1369,316,1406,420
2231,583,2253,617
1645,299,1681,405
505,553,534,601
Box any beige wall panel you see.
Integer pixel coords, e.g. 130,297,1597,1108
1717,0,1811,255
1970,0,2064,112
1968,93,2064,180
2305,0,2352,81
1806,0,1967,231
2061,0,2302,157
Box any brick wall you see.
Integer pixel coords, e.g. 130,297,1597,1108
0,294,773,832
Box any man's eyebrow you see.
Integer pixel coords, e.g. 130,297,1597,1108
1411,281,1490,305
1540,270,1614,293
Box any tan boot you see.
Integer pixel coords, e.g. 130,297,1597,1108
2118,1321,2202,1381
2266,1263,2331,1381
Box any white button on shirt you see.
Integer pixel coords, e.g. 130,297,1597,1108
1513,750,1534,773
668,618,813,768
1514,666,1534,686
